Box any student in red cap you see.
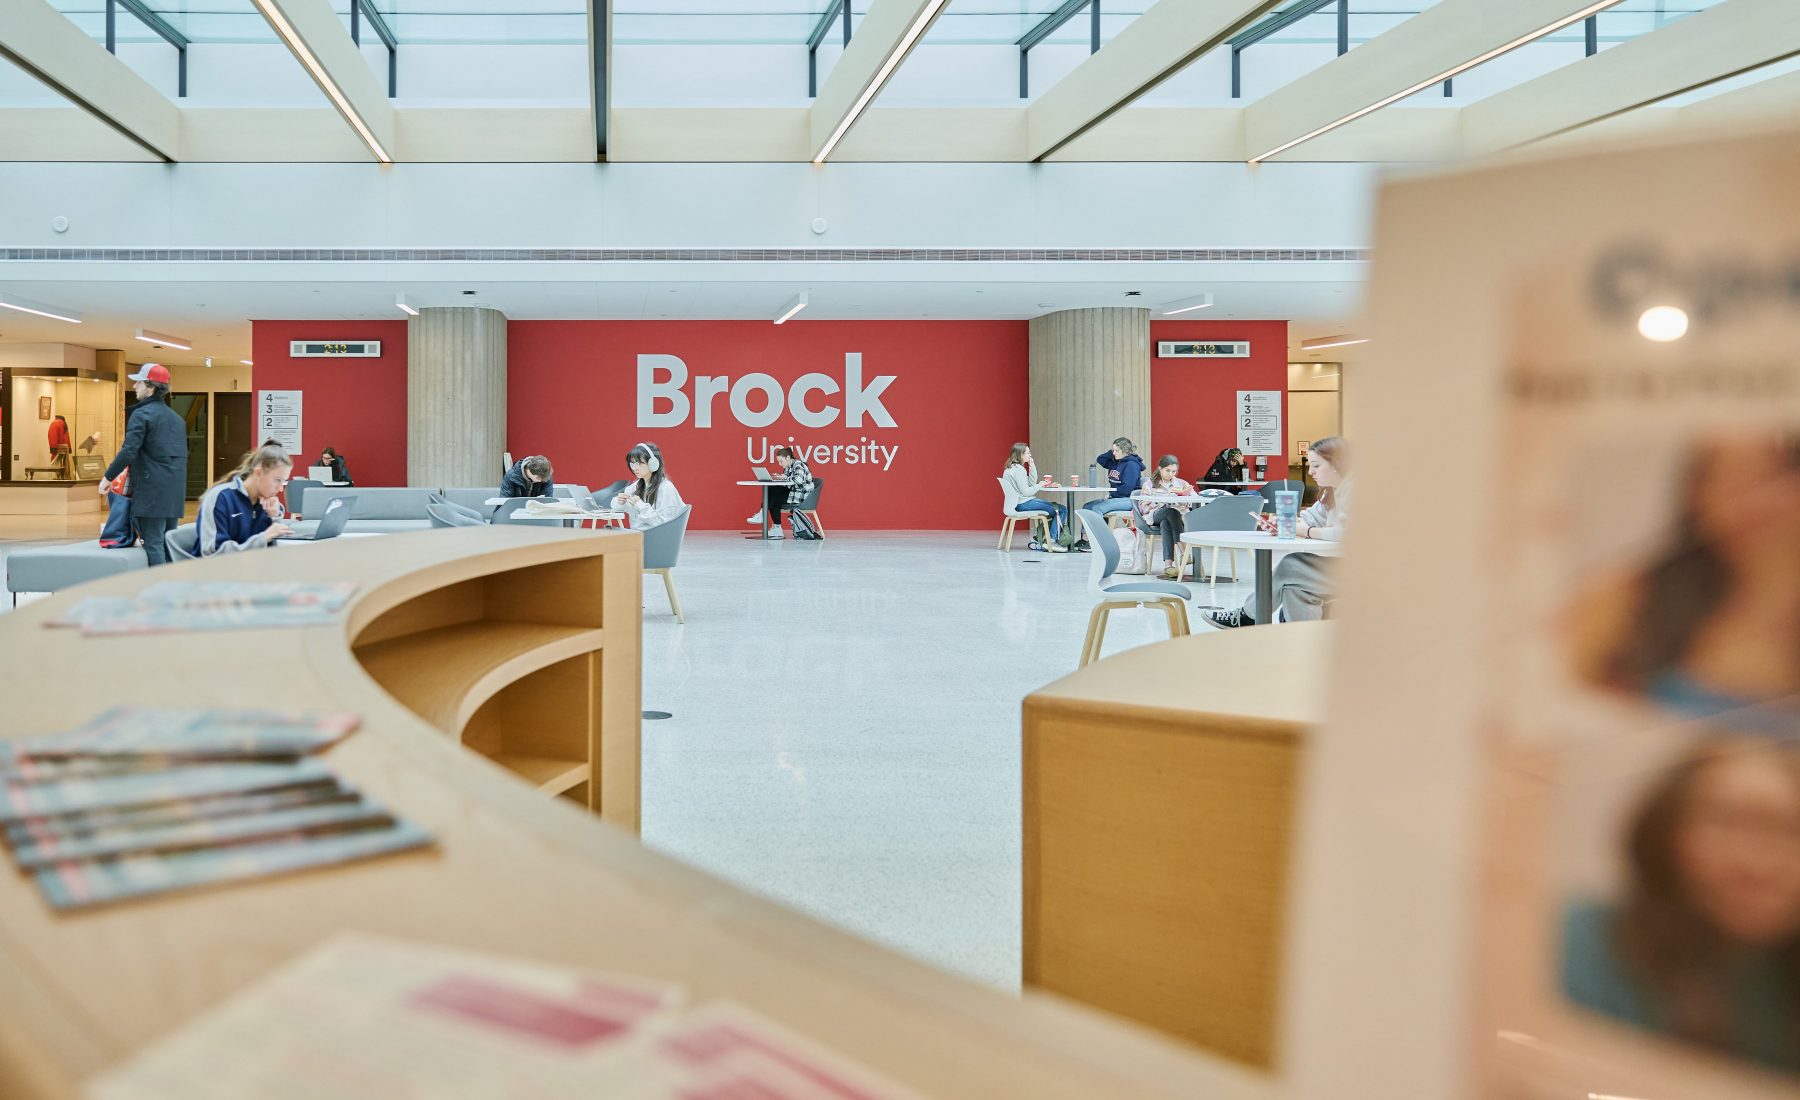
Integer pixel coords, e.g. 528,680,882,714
100,363,189,566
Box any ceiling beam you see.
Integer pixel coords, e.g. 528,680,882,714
1244,0,1623,163
1025,0,1280,162
1462,0,1800,157
250,0,396,163
1680,65,1800,126
809,0,950,163
0,0,180,161
588,0,611,160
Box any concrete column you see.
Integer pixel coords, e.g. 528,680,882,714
408,307,507,488
1028,307,1151,490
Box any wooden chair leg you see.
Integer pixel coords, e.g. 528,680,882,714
1228,549,1240,581
998,517,1011,551
806,510,823,535
1168,599,1191,637
656,568,684,624
1079,603,1107,667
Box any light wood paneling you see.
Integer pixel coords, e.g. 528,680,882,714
0,526,1269,1100
1023,622,1329,1070
407,306,507,489
1029,307,1152,487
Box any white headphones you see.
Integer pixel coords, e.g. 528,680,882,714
634,442,660,473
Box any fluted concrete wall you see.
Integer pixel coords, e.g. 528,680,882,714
1028,307,1151,488
408,307,507,488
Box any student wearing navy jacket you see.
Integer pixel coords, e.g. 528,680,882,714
197,443,294,555
500,455,554,499
1081,437,1146,524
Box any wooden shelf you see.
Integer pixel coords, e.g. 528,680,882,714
487,753,589,795
354,621,605,737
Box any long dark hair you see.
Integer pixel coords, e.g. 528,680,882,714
1610,739,1800,1062
1602,439,1800,691
627,442,665,505
1148,454,1181,489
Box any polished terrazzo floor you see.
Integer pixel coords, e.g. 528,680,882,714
1,526,1260,990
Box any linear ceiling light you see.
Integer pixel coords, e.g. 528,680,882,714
136,327,191,350
0,292,83,324
396,293,419,316
1249,1,1625,163
813,0,951,163
251,0,393,164
1299,334,1368,350
1159,293,1215,316
774,292,810,325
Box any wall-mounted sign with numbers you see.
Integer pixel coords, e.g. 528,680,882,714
257,390,302,456
1157,341,1250,358
1236,390,1282,456
288,340,382,358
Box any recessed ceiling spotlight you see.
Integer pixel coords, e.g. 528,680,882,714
1637,305,1688,342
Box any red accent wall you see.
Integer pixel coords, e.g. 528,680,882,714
1149,320,1289,479
251,320,409,487
507,321,1027,530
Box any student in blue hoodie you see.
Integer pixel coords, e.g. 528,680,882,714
1082,437,1146,525
197,442,294,555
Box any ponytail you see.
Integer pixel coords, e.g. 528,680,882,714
215,442,292,489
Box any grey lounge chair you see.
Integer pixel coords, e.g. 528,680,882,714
1076,510,1190,667
166,523,201,561
641,504,691,623
427,495,485,528
1182,495,1264,581
286,478,320,518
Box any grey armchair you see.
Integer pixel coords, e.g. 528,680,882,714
641,504,691,623
166,523,201,561
427,495,485,528
286,477,321,518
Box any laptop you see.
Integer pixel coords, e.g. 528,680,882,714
308,465,335,481
275,495,355,542
751,466,779,482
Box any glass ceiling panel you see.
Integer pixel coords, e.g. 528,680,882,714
48,1,280,43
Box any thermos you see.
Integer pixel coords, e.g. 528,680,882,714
1088,463,1099,489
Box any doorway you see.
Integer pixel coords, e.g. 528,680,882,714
1288,363,1342,501
213,392,252,483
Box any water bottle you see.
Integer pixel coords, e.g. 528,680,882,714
1274,490,1300,539
1088,463,1099,490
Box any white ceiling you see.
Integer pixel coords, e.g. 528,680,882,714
0,278,1365,369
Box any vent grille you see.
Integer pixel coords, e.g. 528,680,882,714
0,247,1369,263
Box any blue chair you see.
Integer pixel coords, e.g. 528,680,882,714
1076,511,1190,667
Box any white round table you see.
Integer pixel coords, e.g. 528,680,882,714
736,480,789,540
507,510,627,529
1178,530,1343,624
1037,484,1110,548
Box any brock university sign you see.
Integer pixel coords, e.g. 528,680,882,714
635,352,902,471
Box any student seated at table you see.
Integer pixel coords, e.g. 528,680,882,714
1135,454,1197,579
1081,437,1146,524
315,445,353,486
1202,447,1249,486
1207,436,1350,629
500,454,554,498
1000,443,1067,553
611,442,687,530
771,445,822,540
197,442,294,555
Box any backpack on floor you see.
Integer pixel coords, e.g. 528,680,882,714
1112,525,1150,575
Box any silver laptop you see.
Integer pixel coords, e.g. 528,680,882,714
752,466,778,482
275,495,355,542
308,465,334,481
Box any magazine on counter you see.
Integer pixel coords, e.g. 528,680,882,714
46,582,358,635
1319,123,1800,1100
0,708,359,771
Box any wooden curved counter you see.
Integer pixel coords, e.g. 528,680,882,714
0,528,1267,1100
1024,622,1330,1071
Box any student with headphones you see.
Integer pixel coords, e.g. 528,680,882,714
611,441,686,529
500,454,555,499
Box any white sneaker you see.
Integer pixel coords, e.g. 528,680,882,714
746,510,764,525
764,529,784,540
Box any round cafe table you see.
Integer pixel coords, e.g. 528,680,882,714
1037,483,1109,548
736,480,786,540
1178,529,1344,624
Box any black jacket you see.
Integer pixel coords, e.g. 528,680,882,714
320,454,353,486
105,395,188,519
1203,451,1248,484
499,460,553,499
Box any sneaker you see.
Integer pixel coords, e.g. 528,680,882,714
1160,565,1181,580
765,529,784,540
746,510,764,525
1047,542,1068,553
1027,540,1046,552
1205,609,1251,629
